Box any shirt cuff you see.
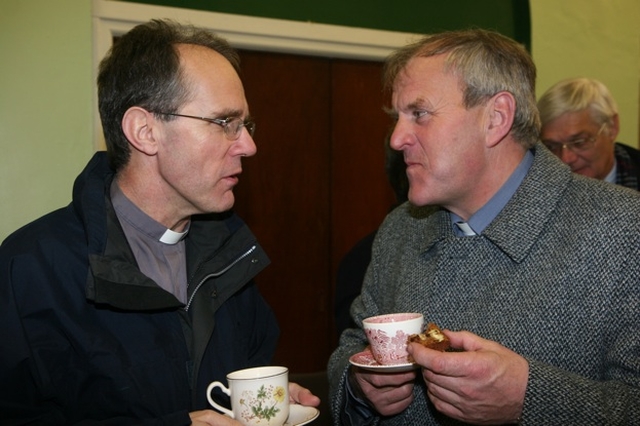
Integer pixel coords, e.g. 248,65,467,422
342,373,376,425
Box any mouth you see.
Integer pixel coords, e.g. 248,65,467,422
405,160,420,170
223,172,241,185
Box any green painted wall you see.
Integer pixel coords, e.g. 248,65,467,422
0,0,93,241
531,0,640,151
121,0,530,49
1,0,639,241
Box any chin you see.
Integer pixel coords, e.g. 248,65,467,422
407,193,432,207
573,169,594,178
218,193,236,212
201,194,235,215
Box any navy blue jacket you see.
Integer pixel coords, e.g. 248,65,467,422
0,152,279,425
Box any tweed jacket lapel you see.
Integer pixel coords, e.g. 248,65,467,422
414,208,449,253
484,145,573,263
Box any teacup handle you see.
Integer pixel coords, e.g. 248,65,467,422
206,381,234,418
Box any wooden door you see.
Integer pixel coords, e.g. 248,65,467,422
234,50,395,373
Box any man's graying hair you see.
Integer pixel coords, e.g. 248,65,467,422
537,77,618,128
98,19,240,171
384,28,541,148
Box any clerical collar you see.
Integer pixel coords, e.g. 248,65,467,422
159,228,188,244
450,150,534,236
110,181,189,245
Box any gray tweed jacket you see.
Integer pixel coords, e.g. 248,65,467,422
328,145,640,425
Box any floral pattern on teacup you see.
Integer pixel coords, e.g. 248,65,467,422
365,328,411,364
239,384,286,423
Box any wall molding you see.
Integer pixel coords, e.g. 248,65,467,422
91,0,421,148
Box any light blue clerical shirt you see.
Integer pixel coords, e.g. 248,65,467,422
451,150,534,236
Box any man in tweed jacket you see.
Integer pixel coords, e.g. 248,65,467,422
328,29,640,425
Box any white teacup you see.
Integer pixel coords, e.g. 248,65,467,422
363,313,424,365
207,366,289,426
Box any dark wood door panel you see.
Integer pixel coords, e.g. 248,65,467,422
330,59,396,279
235,51,332,372
233,50,393,372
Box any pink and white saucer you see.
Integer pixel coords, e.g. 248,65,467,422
349,347,418,373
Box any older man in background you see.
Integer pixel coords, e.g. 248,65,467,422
538,77,640,190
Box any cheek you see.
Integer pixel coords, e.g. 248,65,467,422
182,135,226,170
594,142,612,160
188,154,224,188
160,143,222,188
577,149,600,166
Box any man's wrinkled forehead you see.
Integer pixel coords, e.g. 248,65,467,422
392,54,461,92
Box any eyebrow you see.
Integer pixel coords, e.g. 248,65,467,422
568,130,591,138
211,108,246,119
406,97,428,111
383,106,397,119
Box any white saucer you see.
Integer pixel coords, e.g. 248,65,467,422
284,404,319,426
349,348,418,373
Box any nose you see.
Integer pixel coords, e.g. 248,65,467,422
389,118,413,151
559,145,578,164
237,128,257,157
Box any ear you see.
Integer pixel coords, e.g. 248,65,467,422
121,107,159,156
606,113,620,140
485,91,516,148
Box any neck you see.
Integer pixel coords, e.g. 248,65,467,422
448,143,526,221
115,172,190,232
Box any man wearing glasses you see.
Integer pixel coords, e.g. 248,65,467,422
538,77,640,190
0,19,318,425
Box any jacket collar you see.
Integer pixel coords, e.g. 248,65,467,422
418,144,573,263
76,153,268,311
87,188,185,311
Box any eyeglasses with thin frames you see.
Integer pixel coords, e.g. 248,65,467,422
542,123,607,155
155,112,255,140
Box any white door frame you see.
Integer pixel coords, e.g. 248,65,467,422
91,0,421,149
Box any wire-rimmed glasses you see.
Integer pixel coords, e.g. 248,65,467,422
155,112,255,140
542,123,607,155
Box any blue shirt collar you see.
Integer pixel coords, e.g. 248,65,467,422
451,150,534,236
604,159,617,184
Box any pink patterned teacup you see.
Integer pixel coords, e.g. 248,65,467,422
363,313,424,365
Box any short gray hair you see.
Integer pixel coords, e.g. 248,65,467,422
384,28,540,149
537,77,618,127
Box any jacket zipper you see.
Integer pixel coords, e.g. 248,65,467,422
184,245,256,312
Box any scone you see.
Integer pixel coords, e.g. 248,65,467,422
407,322,450,352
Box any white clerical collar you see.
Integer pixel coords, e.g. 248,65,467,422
455,221,477,236
111,181,190,246
159,228,188,244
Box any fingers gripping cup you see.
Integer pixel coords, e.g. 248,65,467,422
207,366,289,426
363,313,424,365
